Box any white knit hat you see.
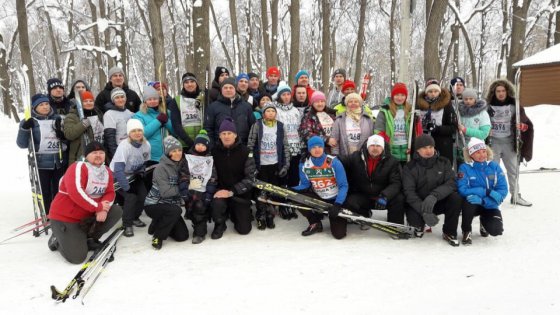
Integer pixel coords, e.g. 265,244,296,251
468,138,486,155
367,134,385,148
127,119,144,135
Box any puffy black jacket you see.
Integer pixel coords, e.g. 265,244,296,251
212,138,256,198
94,82,142,113
204,94,256,145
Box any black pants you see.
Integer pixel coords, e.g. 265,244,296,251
117,180,147,227
405,192,462,237
345,192,405,224
212,196,252,235
187,197,211,237
297,191,348,239
38,168,64,215
50,205,122,264
280,155,301,188
461,201,504,236
145,204,189,241
256,164,280,217
143,160,159,192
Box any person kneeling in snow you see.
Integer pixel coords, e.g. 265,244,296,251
48,142,123,264
457,138,507,245
292,136,349,239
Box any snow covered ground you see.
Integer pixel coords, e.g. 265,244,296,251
1,105,559,314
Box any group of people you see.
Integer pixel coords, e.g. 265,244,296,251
15,65,533,263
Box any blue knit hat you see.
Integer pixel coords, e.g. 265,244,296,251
236,73,250,84
295,70,310,82
31,94,49,109
307,136,324,151
218,117,237,134
275,83,292,100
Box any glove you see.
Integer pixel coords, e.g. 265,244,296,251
21,118,34,130
489,190,504,204
278,167,288,178
421,195,438,214
328,203,342,217
82,118,91,128
467,195,483,205
179,181,189,198
422,212,439,227
156,112,168,125
373,195,388,210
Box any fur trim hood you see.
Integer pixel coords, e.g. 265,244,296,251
486,79,516,105
459,99,487,117
417,88,451,111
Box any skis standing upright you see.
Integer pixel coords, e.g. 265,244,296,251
407,80,419,162
449,83,467,170
513,69,522,205
15,67,49,237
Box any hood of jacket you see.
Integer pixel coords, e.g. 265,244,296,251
486,79,516,105
459,99,488,117
417,88,452,111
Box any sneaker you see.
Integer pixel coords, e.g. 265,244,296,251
192,235,205,244
48,235,59,251
414,227,424,238
301,222,323,236
480,225,489,237
442,233,460,247
132,219,147,227
511,194,532,207
266,215,275,229
87,238,103,251
123,226,134,237
462,232,472,245
152,237,162,250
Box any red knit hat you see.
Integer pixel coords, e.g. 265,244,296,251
266,66,281,78
81,91,94,101
391,82,408,100
342,80,356,92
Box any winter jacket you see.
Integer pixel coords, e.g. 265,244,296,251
168,90,205,147
458,99,491,143
333,101,373,117
299,107,337,146
48,161,115,223
49,95,72,116
327,87,343,109
341,145,401,200
275,102,303,156
133,107,174,162
212,138,256,198
144,154,183,206
179,147,218,201
247,120,290,171
457,147,508,210
94,82,142,113
261,81,279,96
103,103,133,160
207,80,222,105
374,103,413,162
64,107,105,164
204,94,255,145
16,107,65,170
331,112,374,157
402,152,457,214
416,88,457,162
486,79,534,162
109,139,151,192
292,154,348,205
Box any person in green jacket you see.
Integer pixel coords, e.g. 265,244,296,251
456,88,491,164
168,72,205,150
374,83,413,163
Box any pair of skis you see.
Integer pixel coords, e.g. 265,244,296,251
252,180,415,239
51,227,124,304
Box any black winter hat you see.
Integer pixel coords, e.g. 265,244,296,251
414,134,436,151
220,77,237,89
47,78,64,93
84,141,105,157
248,72,259,79
214,66,230,82
182,72,198,84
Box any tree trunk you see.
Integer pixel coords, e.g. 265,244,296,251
389,0,396,85
321,0,330,92
451,0,460,78
192,0,210,87
65,0,75,84
496,0,509,78
16,0,36,95
423,0,447,80
179,0,194,72
88,0,106,91
260,0,272,68
99,0,114,68
209,1,234,71
148,0,166,82
270,0,279,67
289,0,300,86
245,1,252,72
229,0,241,74
167,0,181,94
116,0,127,72
399,0,412,83
555,0,560,45
0,33,16,120
507,0,532,82
353,0,367,84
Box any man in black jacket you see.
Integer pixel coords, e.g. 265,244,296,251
211,118,256,239
94,66,142,113
343,135,405,226
402,134,461,246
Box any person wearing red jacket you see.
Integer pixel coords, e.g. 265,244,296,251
48,141,123,264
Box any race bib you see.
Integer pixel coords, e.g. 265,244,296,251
180,97,202,127
260,124,278,165
490,105,512,138
87,115,104,143
84,163,110,198
37,119,61,154
185,154,213,192
393,109,407,145
316,112,334,137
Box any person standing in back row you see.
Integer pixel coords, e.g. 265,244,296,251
94,66,142,113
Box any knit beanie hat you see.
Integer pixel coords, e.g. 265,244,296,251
332,68,346,79
414,134,435,151
126,119,144,135
194,129,211,147
425,78,441,93
344,93,363,106
47,78,64,93
275,83,292,100
248,72,259,80
182,72,198,84
451,77,465,87
214,66,230,81
391,82,408,100
110,88,126,102
31,94,50,109
220,77,237,89
81,91,95,102
467,137,486,155
163,136,182,156
218,117,237,134
262,102,277,114
266,66,281,78
366,134,385,148
342,80,356,92
309,91,326,105
462,88,477,100
307,136,324,151
236,73,250,83
108,66,124,79
143,85,160,102
295,70,310,82
84,141,105,157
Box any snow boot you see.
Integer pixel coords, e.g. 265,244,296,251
211,223,226,240
442,233,460,247
462,232,472,246
152,237,162,250
48,235,59,251
192,235,205,244
132,219,146,227
510,194,532,207
87,238,103,251
480,225,489,237
123,226,134,237
301,222,323,236
414,226,424,238
266,214,275,229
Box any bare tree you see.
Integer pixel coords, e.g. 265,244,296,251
88,0,107,91
0,33,18,120
209,0,234,71
166,0,181,93
244,0,252,72
148,0,166,81
260,0,272,68
353,0,367,84
289,0,300,86
39,5,62,79
321,0,330,92
379,0,397,85
556,0,560,44
507,0,532,82
423,0,447,80
496,0,509,78
192,0,210,86
229,0,241,74
270,0,279,67
16,0,36,95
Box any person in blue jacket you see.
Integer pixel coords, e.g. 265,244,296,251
292,136,349,239
457,137,507,245
17,93,66,215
